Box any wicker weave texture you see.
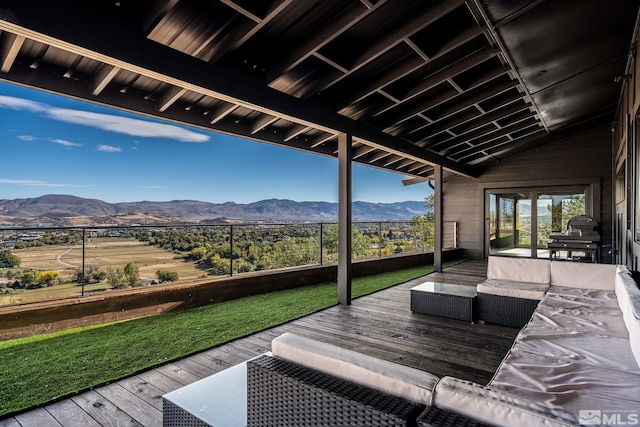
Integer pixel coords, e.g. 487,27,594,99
416,406,491,427
410,290,474,322
476,293,539,328
247,354,425,426
162,399,210,427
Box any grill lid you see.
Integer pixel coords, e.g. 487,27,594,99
549,215,600,242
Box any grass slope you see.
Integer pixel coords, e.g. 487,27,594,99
0,262,458,417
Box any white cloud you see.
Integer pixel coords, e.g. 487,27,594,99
0,178,92,188
0,96,47,113
51,138,82,147
17,135,38,141
0,179,45,185
47,108,209,142
0,95,210,143
96,144,122,152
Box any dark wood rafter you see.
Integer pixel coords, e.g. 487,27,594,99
0,0,632,181
0,0,482,178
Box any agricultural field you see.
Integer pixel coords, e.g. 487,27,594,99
0,237,208,305
0,220,432,306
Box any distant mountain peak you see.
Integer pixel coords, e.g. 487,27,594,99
0,194,426,224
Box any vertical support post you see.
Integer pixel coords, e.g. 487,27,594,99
81,228,86,297
229,224,234,277
453,221,458,248
319,223,323,265
434,165,443,272
338,133,352,305
530,196,538,259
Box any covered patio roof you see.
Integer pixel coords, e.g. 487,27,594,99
1,0,638,182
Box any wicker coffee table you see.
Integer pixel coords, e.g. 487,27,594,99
410,282,476,322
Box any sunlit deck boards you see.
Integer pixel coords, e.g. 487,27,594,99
1,260,519,427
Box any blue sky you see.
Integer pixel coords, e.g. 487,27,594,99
0,81,432,204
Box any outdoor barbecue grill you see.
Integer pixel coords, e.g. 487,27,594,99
548,215,601,262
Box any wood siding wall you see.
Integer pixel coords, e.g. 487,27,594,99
443,126,613,261
613,19,639,271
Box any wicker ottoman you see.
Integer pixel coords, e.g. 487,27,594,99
476,292,540,328
410,282,476,322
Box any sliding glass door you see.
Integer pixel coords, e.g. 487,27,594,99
489,192,529,256
487,186,589,258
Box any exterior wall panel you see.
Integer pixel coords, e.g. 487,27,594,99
444,127,613,261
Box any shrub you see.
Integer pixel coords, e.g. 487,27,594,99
156,269,178,283
0,248,20,268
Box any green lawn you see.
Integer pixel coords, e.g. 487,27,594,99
0,261,460,418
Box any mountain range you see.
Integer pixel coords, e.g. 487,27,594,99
0,194,427,224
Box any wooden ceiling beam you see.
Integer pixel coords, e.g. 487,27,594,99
215,0,295,61
1,32,24,73
0,0,479,178
343,0,466,75
158,86,188,112
266,1,381,84
91,64,120,96
250,115,278,134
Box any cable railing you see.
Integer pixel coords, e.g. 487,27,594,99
0,221,457,306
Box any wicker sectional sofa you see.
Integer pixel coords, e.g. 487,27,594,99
246,258,640,426
246,333,492,427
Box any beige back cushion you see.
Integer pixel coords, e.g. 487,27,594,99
271,332,438,405
487,256,551,284
550,262,617,290
615,265,640,367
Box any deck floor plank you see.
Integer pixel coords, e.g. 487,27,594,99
70,390,142,427
170,357,220,379
152,363,203,386
0,418,21,427
2,260,520,426
135,371,185,395
95,385,161,427
116,377,166,411
13,408,61,427
45,399,102,427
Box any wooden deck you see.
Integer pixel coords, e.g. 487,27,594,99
0,260,520,427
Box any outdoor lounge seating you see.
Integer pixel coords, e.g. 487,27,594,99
476,257,551,327
246,333,491,427
243,258,640,426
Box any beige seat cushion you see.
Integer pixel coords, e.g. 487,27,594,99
478,279,549,300
434,376,576,427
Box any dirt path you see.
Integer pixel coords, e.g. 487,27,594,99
56,246,78,268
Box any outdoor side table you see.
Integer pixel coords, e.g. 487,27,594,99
410,282,476,322
163,356,254,426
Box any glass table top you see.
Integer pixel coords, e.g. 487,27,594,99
410,281,476,298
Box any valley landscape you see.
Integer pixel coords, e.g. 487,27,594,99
0,194,427,226
0,195,430,306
